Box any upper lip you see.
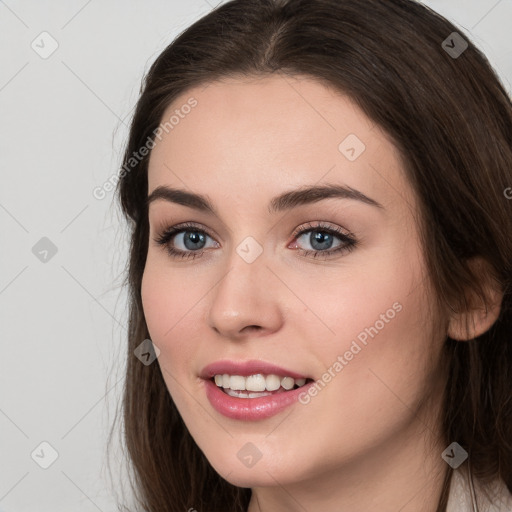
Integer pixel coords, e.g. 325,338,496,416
200,360,309,380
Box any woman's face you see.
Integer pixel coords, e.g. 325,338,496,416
141,74,448,490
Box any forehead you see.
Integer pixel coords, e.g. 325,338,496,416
147,74,414,216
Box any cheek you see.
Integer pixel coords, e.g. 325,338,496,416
298,252,438,402
287,263,408,352
140,261,216,425
141,262,169,340
141,261,192,359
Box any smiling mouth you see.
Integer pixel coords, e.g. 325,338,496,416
210,374,314,399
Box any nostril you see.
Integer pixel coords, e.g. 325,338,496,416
243,325,261,333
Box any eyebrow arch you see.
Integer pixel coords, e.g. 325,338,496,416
146,183,384,215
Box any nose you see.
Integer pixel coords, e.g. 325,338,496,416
206,249,284,340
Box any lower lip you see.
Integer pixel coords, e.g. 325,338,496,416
203,378,314,421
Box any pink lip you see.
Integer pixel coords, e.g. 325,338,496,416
203,378,315,421
200,359,309,379
200,359,313,421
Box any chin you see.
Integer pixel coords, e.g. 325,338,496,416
218,467,287,488
204,450,306,489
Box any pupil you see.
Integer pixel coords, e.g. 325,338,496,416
311,231,332,250
184,231,205,250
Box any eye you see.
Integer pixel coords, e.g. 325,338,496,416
153,222,218,260
289,221,358,259
153,221,358,260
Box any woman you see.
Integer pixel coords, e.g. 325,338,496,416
111,0,512,510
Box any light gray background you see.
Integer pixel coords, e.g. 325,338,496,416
1,1,510,510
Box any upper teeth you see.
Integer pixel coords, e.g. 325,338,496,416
214,373,307,392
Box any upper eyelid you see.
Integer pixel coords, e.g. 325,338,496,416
150,218,225,238
292,220,351,236
155,220,352,243
147,197,367,237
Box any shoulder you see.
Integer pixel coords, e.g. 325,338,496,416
446,464,512,512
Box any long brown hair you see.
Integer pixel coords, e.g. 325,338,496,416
109,1,512,510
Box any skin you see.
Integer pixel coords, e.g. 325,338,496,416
141,74,500,512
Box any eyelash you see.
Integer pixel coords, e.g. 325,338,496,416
153,221,358,261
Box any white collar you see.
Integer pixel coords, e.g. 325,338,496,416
446,465,512,511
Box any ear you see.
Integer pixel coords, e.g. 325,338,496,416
447,257,504,341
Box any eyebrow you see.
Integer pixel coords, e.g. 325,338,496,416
146,183,384,215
